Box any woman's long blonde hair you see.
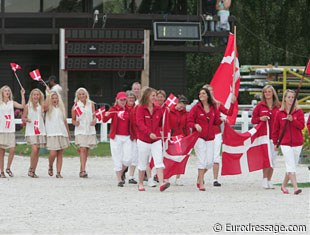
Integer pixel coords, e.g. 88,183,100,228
28,88,44,111
139,87,156,106
280,89,299,111
0,85,13,104
74,87,92,103
261,85,280,108
47,91,66,120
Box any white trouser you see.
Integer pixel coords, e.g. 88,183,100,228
269,140,278,167
280,145,302,173
110,135,132,171
137,140,164,171
194,138,214,170
131,140,138,166
213,133,222,163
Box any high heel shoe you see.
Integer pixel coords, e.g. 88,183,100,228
294,189,302,195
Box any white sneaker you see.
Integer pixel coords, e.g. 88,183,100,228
209,43,215,47
262,178,269,189
147,178,156,187
175,178,184,186
268,181,275,189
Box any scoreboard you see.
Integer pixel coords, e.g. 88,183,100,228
60,28,145,71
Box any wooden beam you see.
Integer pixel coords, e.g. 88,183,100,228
141,30,150,88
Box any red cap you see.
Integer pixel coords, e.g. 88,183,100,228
116,91,127,100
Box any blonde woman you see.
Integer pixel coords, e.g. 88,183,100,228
71,88,97,178
0,86,25,177
272,90,304,195
44,91,70,178
252,85,281,189
22,88,46,178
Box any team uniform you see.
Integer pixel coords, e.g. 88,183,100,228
45,107,69,150
74,100,97,148
272,109,304,172
25,104,46,148
136,104,165,171
0,101,16,149
188,102,222,169
251,101,280,167
103,104,132,172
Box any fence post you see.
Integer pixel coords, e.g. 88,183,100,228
241,111,249,132
100,122,108,142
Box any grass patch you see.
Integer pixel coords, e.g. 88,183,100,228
13,142,111,157
274,182,310,188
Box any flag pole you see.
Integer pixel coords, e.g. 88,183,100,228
41,79,49,88
13,72,24,89
276,59,309,148
232,26,237,94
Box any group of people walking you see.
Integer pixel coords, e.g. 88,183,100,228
0,81,309,194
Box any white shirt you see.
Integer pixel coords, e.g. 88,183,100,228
51,84,63,97
45,107,68,137
74,100,96,136
0,101,15,133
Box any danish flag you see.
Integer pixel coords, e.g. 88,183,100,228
34,120,41,135
29,69,42,81
95,106,106,121
4,115,11,129
10,63,21,72
305,59,310,76
164,94,179,108
170,135,183,153
74,103,83,117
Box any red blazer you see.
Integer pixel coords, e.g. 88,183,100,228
127,104,138,140
252,101,280,139
213,102,234,134
136,104,164,143
188,102,222,141
102,104,130,140
272,109,304,146
169,108,188,136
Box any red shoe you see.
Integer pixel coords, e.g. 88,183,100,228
281,186,289,194
294,189,302,195
196,183,200,189
199,187,206,191
138,187,145,191
160,182,170,192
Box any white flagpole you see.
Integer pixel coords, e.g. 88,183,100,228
13,72,24,89
232,26,237,94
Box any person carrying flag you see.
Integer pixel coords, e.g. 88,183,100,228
251,85,281,189
102,91,132,187
136,87,170,192
0,85,25,178
22,88,47,178
71,88,97,178
272,90,304,195
167,95,189,186
188,87,222,191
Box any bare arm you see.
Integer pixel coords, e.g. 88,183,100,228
13,88,26,109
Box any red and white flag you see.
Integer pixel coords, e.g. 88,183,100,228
4,115,11,129
210,33,240,125
305,59,310,76
221,122,272,176
34,120,41,135
29,69,42,81
164,93,179,108
117,110,125,120
74,103,83,117
95,106,106,121
162,132,199,179
10,63,21,72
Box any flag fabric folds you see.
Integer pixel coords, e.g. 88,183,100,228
162,132,199,179
221,122,272,176
164,93,179,108
29,69,42,81
74,103,83,117
10,63,21,72
210,33,240,125
95,106,106,121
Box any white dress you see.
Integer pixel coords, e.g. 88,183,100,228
0,101,15,149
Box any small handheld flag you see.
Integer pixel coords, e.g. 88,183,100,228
164,93,179,108
29,69,48,87
74,103,83,117
10,63,23,89
95,106,106,121
305,59,310,76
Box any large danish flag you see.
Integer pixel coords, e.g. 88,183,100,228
210,33,240,125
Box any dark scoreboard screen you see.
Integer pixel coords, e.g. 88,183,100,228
64,28,145,71
66,42,144,56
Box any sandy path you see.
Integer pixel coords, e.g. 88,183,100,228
0,155,309,234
